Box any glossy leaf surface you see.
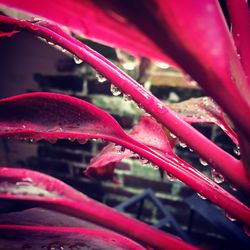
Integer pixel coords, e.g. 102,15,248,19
0,167,197,250
0,225,146,250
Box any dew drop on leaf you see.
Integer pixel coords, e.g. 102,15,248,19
233,146,240,156
225,213,236,222
199,158,208,166
110,84,121,96
73,55,83,64
166,172,176,182
96,72,106,83
179,141,187,148
197,193,206,200
77,138,88,144
211,169,224,184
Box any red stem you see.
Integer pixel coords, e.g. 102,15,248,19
0,16,250,193
227,0,250,83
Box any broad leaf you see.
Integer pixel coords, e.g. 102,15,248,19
0,167,197,250
0,225,146,250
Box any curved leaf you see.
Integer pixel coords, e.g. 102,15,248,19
0,167,198,250
85,115,174,180
0,92,128,142
169,97,239,145
0,225,146,250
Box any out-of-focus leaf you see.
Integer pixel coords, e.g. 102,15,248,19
169,97,239,145
85,115,175,180
0,167,196,250
0,225,146,250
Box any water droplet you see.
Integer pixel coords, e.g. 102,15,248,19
68,138,75,142
30,138,34,143
166,172,176,182
211,169,224,184
122,61,136,70
47,138,58,144
169,132,176,139
197,193,206,200
226,213,236,222
229,184,238,191
156,62,170,69
123,94,131,102
117,146,125,154
199,158,208,166
48,41,55,46
22,124,26,129
139,157,149,165
189,148,194,152
110,84,121,96
179,141,187,148
73,55,83,64
96,72,106,83
77,138,88,144
244,226,250,236
152,164,159,170
92,138,97,142
233,146,240,156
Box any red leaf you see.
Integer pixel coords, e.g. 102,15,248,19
0,225,146,250
85,115,174,180
169,97,239,145
0,167,197,250
0,92,129,142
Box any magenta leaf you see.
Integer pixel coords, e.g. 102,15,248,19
0,167,198,250
169,97,239,145
85,115,174,180
0,225,146,250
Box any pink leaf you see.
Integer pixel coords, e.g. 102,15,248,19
0,225,146,250
85,115,174,180
0,167,198,250
169,97,239,145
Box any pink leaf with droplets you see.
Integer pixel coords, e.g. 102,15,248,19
169,97,239,145
0,225,146,250
85,115,175,180
0,167,197,250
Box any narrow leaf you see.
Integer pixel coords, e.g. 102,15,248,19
0,167,197,250
0,225,146,250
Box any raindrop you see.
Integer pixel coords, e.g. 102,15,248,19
139,157,149,165
22,124,26,129
152,164,159,170
48,41,55,46
77,138,88,144
73,55,83,64
96,72,106,83
197,193,206,200
169,132,177,139
229,184,238,191
30,138,34,143
199,158,208,166
233,146,240,156
189,148,194,152
166,172,176,182
117,146,125,154
110,84,121,96
47,138,58,144
92,138,97,142
244,226,250,236
156,62,170,69
226,213,236,222
211,169,224,184
179,141,187,148
123,94,131,102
